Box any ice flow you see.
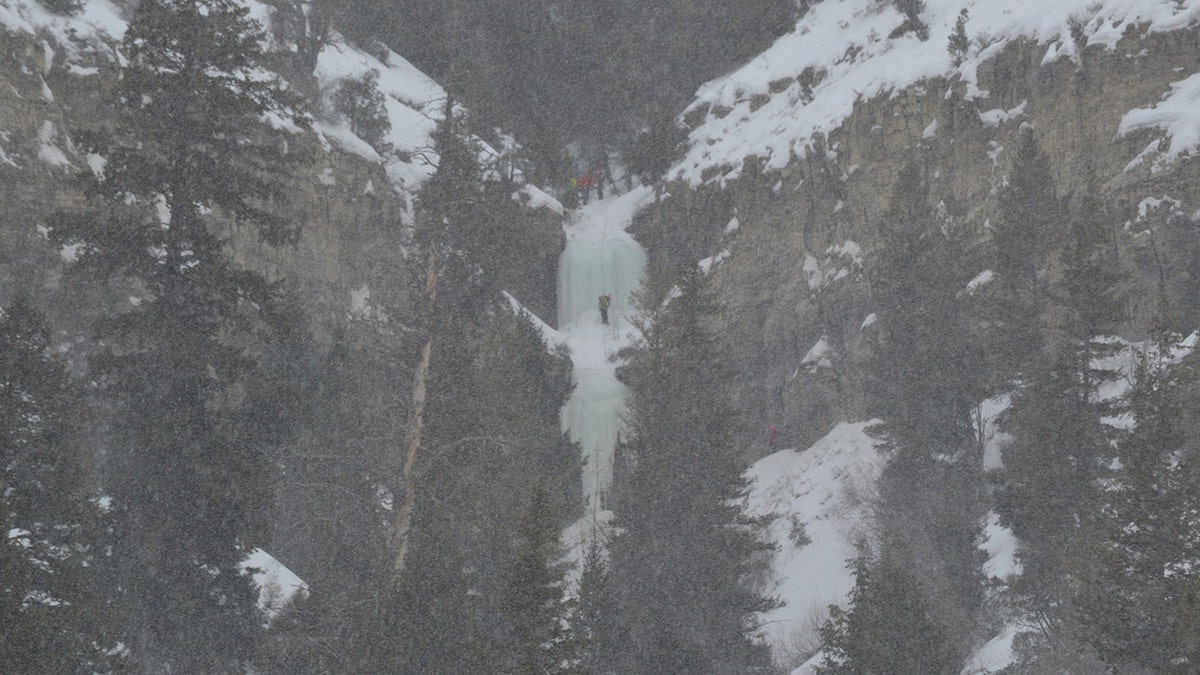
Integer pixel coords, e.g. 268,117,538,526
556,187,653,512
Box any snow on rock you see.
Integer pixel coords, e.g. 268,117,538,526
793,650,826,675
860,312,877,330
802,240,863,293
723,216,741,235
966,269,994,294
744,421,885,663
826,239,862,268
0,0,127,49
978,100,1027,128
502,291,567,348
802,253,823,290
241,548,308,621
349,285,371,318
800,335,832,369
313,121,381,164
1120,73,1200,172
37,120,70,167
698,249,730,274
671,0,1200,186
961,622,1030,675
1136,193,1183,220
58,242,82,263
0,131,18,168
513,184,565,215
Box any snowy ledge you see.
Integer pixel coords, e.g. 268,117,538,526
671,0,1200,186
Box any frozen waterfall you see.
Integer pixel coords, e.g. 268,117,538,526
556,188,653,512
557,237,646,327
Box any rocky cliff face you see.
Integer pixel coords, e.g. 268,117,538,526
0,16,564,357
641,25,1200,455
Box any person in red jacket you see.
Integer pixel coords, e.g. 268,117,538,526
577,171,595,204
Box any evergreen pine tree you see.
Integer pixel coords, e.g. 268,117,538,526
0,293,118,671
38,0,83,16
390,308,578,670
47,1,303,668
604,269,777,673
869,164,983,457
817,541,960,674
866,163,987,646
256,323,402,674
1076,311,1200,672
332,70,392,152
376,100,580,665
948,9,970,66
989,127,1063,379
497,485,582,674
893,0,930,41
996,196,1124,628
574,532,612,672
1053,193,1127,395
994,348,1108,613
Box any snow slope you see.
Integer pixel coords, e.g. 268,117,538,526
0,0,467,200
672,0,1200,186
310,37,445,190
744,421,884,668
0,0,126,46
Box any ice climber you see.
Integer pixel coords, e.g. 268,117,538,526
578,171,595,204
599,294,611,324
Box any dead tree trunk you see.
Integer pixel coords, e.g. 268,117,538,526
391,252,438,582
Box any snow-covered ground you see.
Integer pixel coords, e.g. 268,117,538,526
240,548,308,622
310,35,444,190
743,421,884,669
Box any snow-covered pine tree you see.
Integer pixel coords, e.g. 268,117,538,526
892,0,929,41
604,268,777,673
866,163,988,648
574,532,613,671
497,485,583,674
994,348,1109,618
46,0,303,669
817,541,959,674
1054,192,1127,395
0,293,118,671
37,0,83,16
948,9,970,66
996,196,1124,639
332,70,392,153
1075,301,1200,672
